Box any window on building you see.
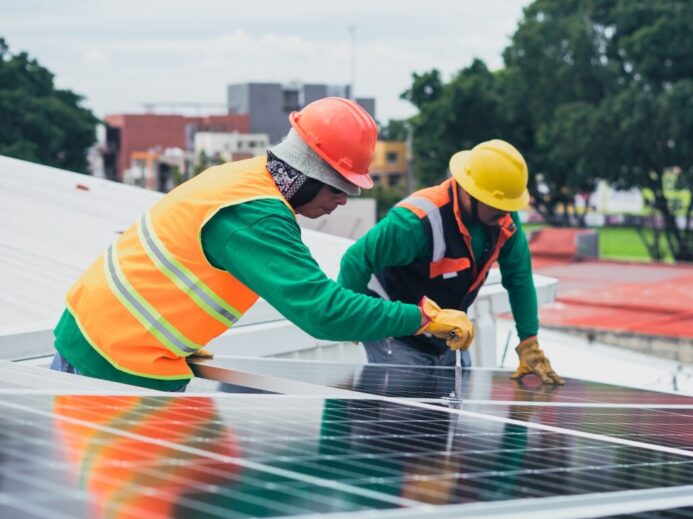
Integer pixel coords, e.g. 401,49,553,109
388,175,400,187
372,174,381,184
386,151,398,163
105,126,120,151
283,90,300,112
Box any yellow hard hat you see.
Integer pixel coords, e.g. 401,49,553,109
449,139,530,212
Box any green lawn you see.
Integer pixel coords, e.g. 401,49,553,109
523,224,673,262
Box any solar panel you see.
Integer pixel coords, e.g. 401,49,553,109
190,356,693,405
0,360,140,394
1,359,692,517
1,392,693,518
461,405,693,452
606,508,693,518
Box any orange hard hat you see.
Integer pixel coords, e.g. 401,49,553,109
289,97,377,189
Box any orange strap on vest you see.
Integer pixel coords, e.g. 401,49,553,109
398,179,516,288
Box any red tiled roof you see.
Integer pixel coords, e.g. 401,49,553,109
534,257,693,339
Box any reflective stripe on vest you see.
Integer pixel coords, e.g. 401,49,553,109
400,196,446,261
104,243,201,355
137,212,241,328
373,194,449,300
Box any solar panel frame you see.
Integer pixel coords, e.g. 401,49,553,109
190,356,693,405
2,357,693,518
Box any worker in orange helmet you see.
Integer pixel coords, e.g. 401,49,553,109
49,97,475,391
339,140,564,385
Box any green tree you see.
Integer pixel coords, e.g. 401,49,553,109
504,0,693,258
193,150,210,176
595,0,693,260
362,184,406,221
401,60,508,188
534,102,609,226
379,119,408,141
501,0,614,225
0,38,99,173
397,0,692,259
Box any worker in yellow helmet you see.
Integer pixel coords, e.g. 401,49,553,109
339,139,563,385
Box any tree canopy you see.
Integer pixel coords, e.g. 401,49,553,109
0,37,99,173
399,0,693,260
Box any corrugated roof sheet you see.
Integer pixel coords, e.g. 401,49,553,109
0,156,162,330
0,155,356,333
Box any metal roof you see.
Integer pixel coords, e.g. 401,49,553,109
0,156,161,330
0,155,354,333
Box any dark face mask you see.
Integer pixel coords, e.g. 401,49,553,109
289,177,324,209
266,151,325,209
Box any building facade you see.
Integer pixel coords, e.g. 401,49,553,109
194,132,269,163
369,140,407,188
103,113,249,181
227,82,376,144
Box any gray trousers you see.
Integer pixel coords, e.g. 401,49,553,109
49,351,82,374
363,337,471,367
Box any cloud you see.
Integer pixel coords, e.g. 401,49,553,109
83,48,108,64
1,0,531,121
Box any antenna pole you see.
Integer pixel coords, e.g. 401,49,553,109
349,24,356,99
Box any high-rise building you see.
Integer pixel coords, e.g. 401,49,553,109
227,82,376,144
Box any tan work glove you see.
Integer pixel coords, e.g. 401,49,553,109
510,337,564,385
188,348,214,359
416,296,475,351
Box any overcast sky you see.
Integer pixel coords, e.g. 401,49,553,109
1,0,531,123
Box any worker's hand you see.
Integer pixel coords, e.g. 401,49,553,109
510,337,564,385
188,348,214,359
416,296,475,351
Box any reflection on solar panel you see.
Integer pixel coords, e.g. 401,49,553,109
2,357,693,518
190,357,693,404
1,393,693,518
464,406,693,452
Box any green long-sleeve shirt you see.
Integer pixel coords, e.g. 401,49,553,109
338,206,538,341
54,199,421,391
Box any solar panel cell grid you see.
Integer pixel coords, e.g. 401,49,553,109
1,393,692,518
464,406,693,452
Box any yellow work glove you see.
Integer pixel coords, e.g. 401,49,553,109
188,348,214,359
510,337,564,385
416,296,475,351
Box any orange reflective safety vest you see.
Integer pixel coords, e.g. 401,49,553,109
66,156,292,380
367,178,517,353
